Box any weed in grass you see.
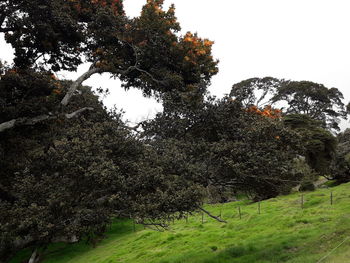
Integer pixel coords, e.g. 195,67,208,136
210,246,218,251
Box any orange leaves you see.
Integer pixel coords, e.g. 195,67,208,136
183,32,197,44
181,32,215,65
183,33,213,49
204,39,214,47
247,105,282,119
168,6,175,14
145,0,164,15
197,50,206,55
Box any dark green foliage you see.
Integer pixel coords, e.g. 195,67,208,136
331,129,350,183
284,114,337,176
299,181,316,192
291,157,317,192
0,85,203,261
275,81,347,131
0,1,219,261
1,0,127,71
1,0,218,99
0,68,63,121
230,77,281,108
144,98,303,201
0,62,204,262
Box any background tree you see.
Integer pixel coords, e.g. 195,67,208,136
275,81,347,131
284,114,337,177
230,77,347,131
330,129,350,183
230,77,281,108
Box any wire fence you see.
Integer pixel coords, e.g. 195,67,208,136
131,188,350,262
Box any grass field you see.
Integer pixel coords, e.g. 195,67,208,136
11,182,350,263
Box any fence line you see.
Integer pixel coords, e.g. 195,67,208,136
316,236,350,263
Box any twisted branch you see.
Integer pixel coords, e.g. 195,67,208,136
198,207,227,223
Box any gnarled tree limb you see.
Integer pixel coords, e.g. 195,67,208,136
61,67,103,106
0,114,55,133
198,207,227,223
0,108,94,133
1,55,165,133
65,107,94,119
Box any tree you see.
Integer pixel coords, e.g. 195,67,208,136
0,0,218,132
143,97,303,201
230,77,281,108
275,81,347,131
284,114,337,177
330,129,350,183
0,80,204,262
0,1,219,261
230,77,347,131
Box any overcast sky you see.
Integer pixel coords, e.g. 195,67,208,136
1,0,350,128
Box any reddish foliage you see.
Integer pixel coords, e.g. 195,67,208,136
247,105,282,119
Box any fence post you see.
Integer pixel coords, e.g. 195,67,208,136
330,191,333,205
238,206,242,219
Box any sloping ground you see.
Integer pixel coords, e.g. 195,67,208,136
11,182,350,263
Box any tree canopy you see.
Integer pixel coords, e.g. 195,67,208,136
143,97,303,201
230,77,347,131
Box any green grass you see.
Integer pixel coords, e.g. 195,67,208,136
11,182,350,263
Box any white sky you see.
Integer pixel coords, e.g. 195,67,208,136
1,0,350,128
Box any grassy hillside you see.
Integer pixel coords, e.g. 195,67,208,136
11,182,350,263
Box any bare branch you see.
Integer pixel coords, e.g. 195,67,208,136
198,207,227,223
127,43,167,85
134,66,167,85
1,54,165,133
0,114,54,133
65,107,94,119
61,67,104,106
120,122,143,131
0,108,94,133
